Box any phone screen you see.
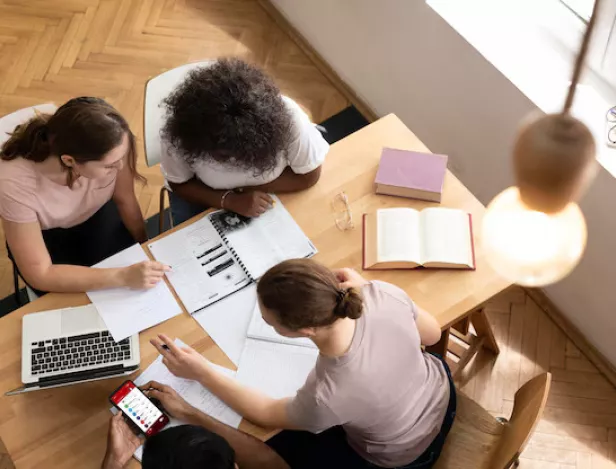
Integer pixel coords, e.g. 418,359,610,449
110,381,169,436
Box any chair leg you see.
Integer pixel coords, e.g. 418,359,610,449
12,262,22,307
159,187,172,234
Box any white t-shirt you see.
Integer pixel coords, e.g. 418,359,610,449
160,97,329,190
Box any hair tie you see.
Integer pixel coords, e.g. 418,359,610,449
336,289,348,304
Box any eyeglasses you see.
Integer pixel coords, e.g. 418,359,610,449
332,192,354,231
607,106,616,145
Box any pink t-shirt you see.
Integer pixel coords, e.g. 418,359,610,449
287,281,450,468
0,158,117,230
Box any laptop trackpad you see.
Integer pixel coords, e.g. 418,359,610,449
61,304,106,336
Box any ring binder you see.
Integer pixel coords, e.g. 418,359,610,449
210,212,255,282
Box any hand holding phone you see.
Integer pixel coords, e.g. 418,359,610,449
109,380,170,437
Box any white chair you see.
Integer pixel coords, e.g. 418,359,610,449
0,104,56,305
143,61,214,233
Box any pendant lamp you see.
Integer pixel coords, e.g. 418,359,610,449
481,0,601,286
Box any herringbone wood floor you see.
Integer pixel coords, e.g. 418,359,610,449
0,1,615,467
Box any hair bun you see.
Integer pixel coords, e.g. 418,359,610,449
333,288,363,320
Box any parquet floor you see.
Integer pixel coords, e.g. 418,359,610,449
0,0,349,300
0,1,615,468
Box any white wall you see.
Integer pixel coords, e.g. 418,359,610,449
271,0,616,364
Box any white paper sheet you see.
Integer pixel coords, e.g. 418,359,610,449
193,284,256,366
148,217,251,313
247,302,317,349
208,196,317,279
86,244,182,342
236,339,319,399
111,339,242,462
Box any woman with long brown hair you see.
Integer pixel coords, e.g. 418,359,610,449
0,97,169,295
152,259,456,469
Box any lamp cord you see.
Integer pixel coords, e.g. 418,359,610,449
563,0,603,114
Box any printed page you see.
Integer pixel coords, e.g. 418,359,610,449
112,339,242,461
148,217,251,313
193,284,257,367
209,196,316,279
420,208,473,267
247,302,317,349
87,245,182,342
236,339,319,399
376,208,422,264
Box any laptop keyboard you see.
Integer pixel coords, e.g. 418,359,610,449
30,331,131,376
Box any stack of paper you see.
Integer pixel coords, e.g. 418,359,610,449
87,245,182,342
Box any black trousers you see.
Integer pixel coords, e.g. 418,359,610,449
8,199,135,297
267,357,457,469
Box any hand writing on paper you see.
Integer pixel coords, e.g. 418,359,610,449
150,334,211,382
122,261,171,289
102,412,143,469
332,268,369,290
142,380,197,422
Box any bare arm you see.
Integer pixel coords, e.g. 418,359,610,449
244,166,321,193
4,220,167,292
112,164,147,243
151,336,295,429
415,307,442,346
169,178,229,209
145,381,290,469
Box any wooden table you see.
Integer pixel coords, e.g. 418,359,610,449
0,114,512,468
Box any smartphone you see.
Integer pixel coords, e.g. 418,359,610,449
109,380,170,436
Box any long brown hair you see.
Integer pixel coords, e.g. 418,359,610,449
257,259,364,330
1,97,144,187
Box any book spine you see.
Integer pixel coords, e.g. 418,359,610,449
209,212,254,282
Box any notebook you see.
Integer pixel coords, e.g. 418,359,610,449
148,196,317,314
375,148,448,202
363,207,476,270
247,302,317,349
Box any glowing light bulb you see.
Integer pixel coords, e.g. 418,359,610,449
481,187,587,286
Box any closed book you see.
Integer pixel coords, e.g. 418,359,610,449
375,148,448,202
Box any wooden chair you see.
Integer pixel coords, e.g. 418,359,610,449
0,435,15,469
143,60,214,234
434,373,551,469
0,104,57,306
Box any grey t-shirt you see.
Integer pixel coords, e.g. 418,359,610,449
287,281,450,468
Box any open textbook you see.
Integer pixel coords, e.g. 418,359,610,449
363,207,475,270
111,339,241,462
149,196,316,314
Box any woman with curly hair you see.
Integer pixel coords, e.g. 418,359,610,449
0,98,169,295
161,58,329,223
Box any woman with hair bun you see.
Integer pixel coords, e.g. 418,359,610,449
151,259,456,469
0,97,169,295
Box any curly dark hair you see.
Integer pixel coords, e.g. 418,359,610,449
162,58,293,175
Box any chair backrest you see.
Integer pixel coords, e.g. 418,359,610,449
490,372,551,468
143,61,214,167
0,103,58,146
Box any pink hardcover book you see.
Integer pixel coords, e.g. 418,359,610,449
375,148,448,202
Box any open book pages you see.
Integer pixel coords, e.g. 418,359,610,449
364,207,475,270
148,216,251,314
248,302,317,349
208,195,317,280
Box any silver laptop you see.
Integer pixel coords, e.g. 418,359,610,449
6,304,140,395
